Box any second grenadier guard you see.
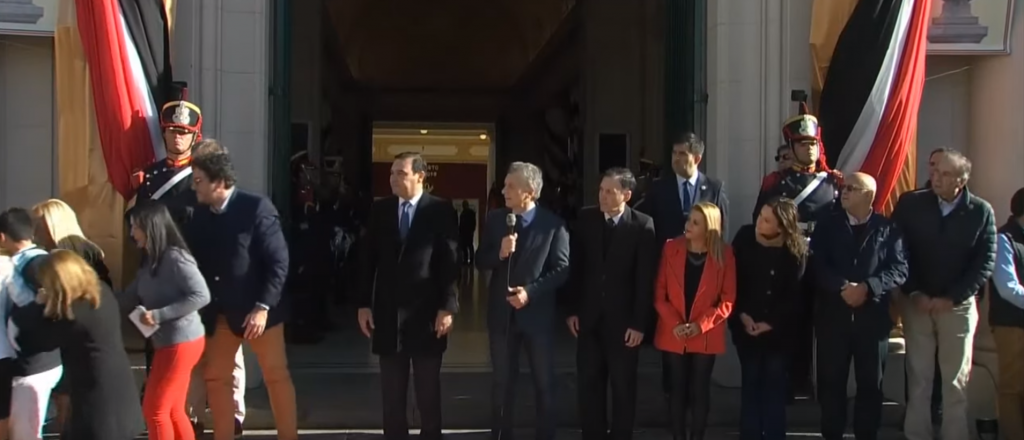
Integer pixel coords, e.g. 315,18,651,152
750,104,843,400
751,104,842,235
131,82,203,223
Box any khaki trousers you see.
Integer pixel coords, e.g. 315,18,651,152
902,294,978,440
205,316,297,440
187,345,246,422
993,326,1024,440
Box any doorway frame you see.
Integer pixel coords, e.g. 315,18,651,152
372,121,498,190
268,1,708,208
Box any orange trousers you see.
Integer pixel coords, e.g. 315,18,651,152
204,316,297,440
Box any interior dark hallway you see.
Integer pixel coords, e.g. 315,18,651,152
281,0,595,372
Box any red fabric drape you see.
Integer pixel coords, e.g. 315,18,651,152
75,0,156,199
859,0,932,211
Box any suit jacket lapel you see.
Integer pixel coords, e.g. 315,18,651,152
663,178,684,218
406,194,432,240
603,208,632,266
696,173,712,203
511,209,542,277
385,197,401,247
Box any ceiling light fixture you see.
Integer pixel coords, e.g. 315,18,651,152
420,129,429,134
479,134,488,140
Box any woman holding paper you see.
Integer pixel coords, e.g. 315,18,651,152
124,202,211,440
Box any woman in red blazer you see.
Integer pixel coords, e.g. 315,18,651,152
653,201,735,440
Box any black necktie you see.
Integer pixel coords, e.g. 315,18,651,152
603,218,616,256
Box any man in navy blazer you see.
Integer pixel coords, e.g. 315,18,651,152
186,152,297,440
635,132,730,243
477,162,570,440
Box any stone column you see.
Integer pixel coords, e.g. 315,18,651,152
928,0,989,44
0,0,44,24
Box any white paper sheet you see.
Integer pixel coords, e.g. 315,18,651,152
129,306,159,338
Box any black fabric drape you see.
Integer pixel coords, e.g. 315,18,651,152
117,0,173,106
817,0,905,169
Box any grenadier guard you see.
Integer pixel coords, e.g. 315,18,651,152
751,105,842,234
131,82,203,223
751,104,843,400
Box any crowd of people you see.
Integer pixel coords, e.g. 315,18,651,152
358,107,1022,440
0,87,295,440
0,86,1021,440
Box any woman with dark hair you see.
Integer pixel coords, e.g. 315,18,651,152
730,197,808,440
124,203,211,440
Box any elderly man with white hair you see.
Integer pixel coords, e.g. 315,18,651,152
891,150,997,440
810,172,908,440
476,161,570,440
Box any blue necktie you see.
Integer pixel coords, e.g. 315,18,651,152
682,181,693,214
399,201,411,240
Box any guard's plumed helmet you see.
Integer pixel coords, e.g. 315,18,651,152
781,102,830,171
159,82,202,136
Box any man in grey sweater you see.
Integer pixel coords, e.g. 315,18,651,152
891,150,997,440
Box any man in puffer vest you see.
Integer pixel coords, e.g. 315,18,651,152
991,187,1024,440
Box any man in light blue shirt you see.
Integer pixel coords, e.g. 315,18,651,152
990,187,1024,440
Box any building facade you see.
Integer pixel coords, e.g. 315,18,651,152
1,0,1021,427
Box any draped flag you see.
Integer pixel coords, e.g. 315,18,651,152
816,0,932,211
74,0,172,198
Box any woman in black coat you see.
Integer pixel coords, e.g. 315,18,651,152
31,199,114,432
11,250,143,440
730,197,807,440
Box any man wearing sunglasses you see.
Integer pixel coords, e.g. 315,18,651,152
775,144,793,171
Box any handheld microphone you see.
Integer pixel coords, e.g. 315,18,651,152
505,213,517,243
504,213,517,294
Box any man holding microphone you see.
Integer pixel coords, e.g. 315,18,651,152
477,162,570,440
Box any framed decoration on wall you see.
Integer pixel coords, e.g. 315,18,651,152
927,0,1016,55
0,0,57,36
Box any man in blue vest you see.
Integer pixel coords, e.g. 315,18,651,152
990,187,1024,440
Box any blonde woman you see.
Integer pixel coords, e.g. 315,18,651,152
31,198,112,435
10,250,142,439
653,202,736,440
31,199,112,287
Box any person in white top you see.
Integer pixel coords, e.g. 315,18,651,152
0,252,14,440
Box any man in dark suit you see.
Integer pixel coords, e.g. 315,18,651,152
633,132,729,409
566,167,656,440
636,132,730,242
476,162,570,440
357,152,459,440
186,152,297,440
